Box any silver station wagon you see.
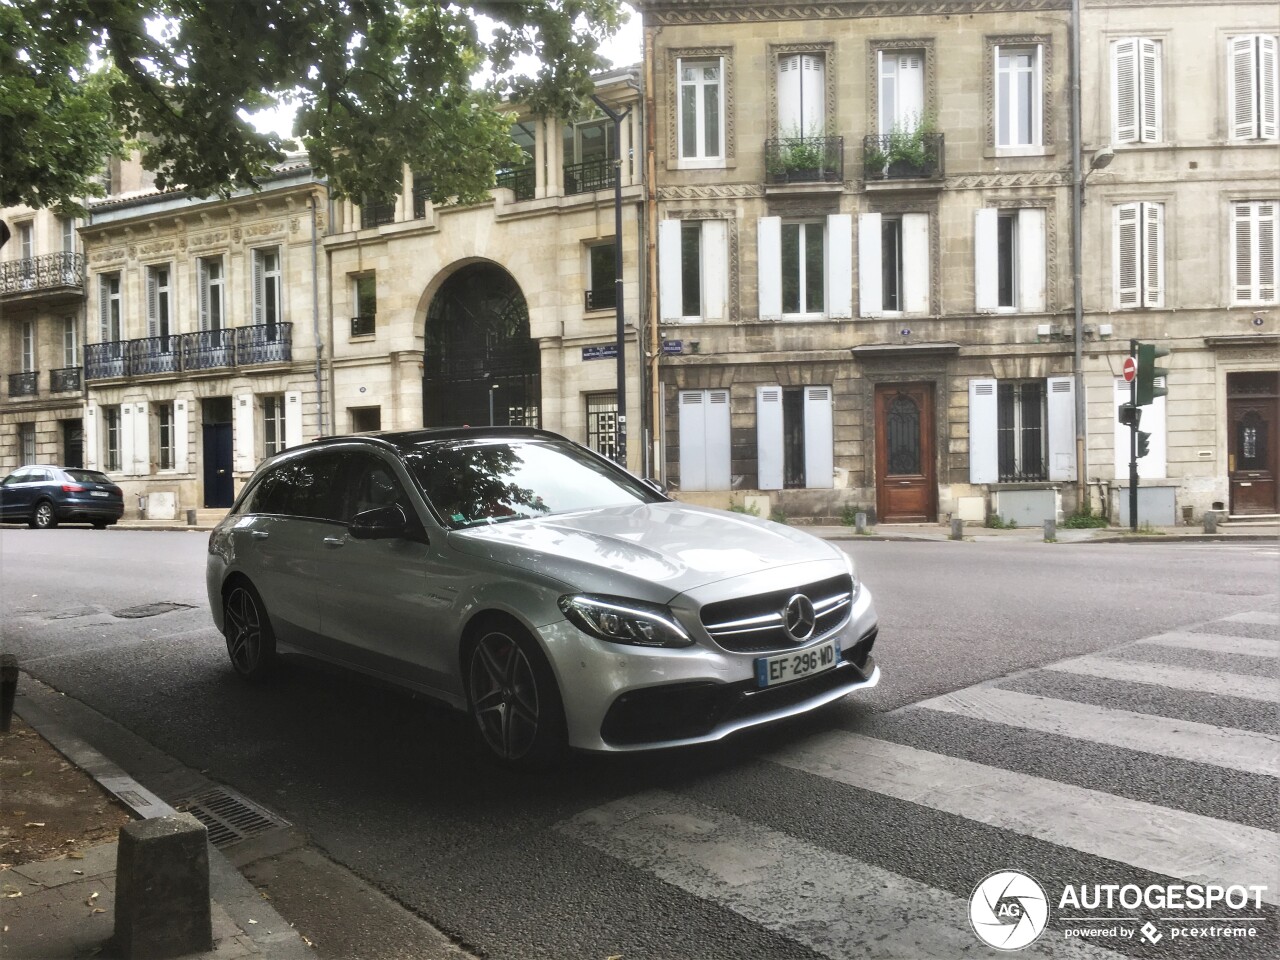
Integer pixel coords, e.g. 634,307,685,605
206,428,880,766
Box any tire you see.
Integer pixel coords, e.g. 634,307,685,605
222,581,277,679
91,521,110,530
30,501,57,529
465,620,566,768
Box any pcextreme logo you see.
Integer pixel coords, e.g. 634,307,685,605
969,870,1050,951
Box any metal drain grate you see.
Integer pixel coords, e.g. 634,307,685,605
174,786,290,849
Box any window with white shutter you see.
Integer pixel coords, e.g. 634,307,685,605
862,213,930,316
757,386,833,489
778,53,825,137
1113,202,1164,308
878,50,925,135
659,219,729,322
1112,38,1162,144
146,264,171,340
781,221,825,317
1228,36,1279,142
756,387,784,490
678,389,731,490
98,273,121,342
198,257,224,332
975,208,1046,313
252,247,282,326
757,216,783,321
1231,201,1278,304
968,379,999,484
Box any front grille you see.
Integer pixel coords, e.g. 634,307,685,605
700,574,854,652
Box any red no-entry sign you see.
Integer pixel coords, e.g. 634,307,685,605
1122,356,1137,382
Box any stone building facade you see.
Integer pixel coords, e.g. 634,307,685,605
638,0,1278,523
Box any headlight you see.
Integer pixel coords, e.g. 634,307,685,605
558,594,693,648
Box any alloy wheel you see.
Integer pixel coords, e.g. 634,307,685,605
33,502,55,528
224,586,265,675
469,632,541,761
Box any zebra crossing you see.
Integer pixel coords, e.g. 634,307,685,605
557,610,1278,958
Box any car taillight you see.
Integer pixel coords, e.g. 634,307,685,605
62,483,86,492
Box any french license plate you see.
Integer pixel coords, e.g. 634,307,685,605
90,490,109,498
755,638,840,688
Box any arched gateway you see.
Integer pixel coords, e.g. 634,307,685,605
422,263,541,428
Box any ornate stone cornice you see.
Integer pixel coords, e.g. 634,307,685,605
949,172,1070,188
657,184,765,200
637,1,1070,26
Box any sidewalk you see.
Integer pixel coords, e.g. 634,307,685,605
801,518,1280,544
1,677,470,960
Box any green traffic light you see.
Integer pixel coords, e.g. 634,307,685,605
1137,430,1152,459
1136,342,1170,406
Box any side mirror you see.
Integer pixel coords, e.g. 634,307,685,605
642,477,667,496
349,504,409,540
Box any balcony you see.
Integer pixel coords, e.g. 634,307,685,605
764,136,844,185
584,287,617,311
85,323,292,380
350,314,375,337
8,371,38,398
862,132,945,183
0,253,86,298
50,367,82,393
495,165,536,201
360,197,397,230
564,157,614,196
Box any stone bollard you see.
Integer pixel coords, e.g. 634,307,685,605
186,509,197,526
950,517,964,540
1044,519,1056,542
0,654,17,733
114,814,212,959
1203,511,1219,535
855,511,867,535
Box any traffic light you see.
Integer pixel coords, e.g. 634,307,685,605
1136,342,1170,406
1137,430,1152,459
1117,403,1141,428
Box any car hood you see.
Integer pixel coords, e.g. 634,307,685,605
446,502,844,602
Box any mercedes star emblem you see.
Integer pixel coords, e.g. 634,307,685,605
783,594,816,642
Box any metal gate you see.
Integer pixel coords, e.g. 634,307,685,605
423,264,540,428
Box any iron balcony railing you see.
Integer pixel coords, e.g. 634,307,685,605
350,314,375,337
764,136,844,184
584,287,617,311
495,165,536,201
8,371,38,397
564,157,615,196
0,252,86,295
360,196,398,229
85,323,292,380
862,132,945,181
50,367,82,393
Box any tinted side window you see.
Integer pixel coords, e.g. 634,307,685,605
270,453,345,521
341,452,408,524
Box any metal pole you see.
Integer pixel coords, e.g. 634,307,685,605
1070,0,1087,513
1129,339,1139,532
593,94,631,468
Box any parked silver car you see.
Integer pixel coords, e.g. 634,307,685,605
206,428,879,765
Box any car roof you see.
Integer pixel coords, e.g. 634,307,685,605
286,426,568,458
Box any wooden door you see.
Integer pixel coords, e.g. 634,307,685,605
1228,373,1279,516
875,382,936,522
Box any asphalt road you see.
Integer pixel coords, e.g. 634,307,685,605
1,528,1276,959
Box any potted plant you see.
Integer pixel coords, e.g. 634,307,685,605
771,126,828,182
884,113,938,179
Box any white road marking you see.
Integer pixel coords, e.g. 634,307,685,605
1044,653,1278,702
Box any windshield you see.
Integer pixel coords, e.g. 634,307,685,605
65,469,113,485
404,439,661,530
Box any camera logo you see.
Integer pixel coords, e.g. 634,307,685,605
970,870,1050,950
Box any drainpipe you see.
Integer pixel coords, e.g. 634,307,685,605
645,23,661,482
1070,0,1088,510
310,191,326,437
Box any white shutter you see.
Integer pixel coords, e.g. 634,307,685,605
284,390,303,449
198,260,210,331
1112,39,1138,144
705,390,731,490
1018,208,1047,312
132,402,150,476
877,51,896,136
1140,39,1161,143
702,220,728,321
679,391,707,490
251,251,264,325
757,216,783,321
756,386,784,490
801,55,825,135
1259,201,1277,302
902,213,930,314
233,393,256,473
174,397,189,473
858,213,883,317
120,404,136,476
1230,36,1259,140
898,54,924,129
1143,202,1164,308
84,404,99,470
1232,202,1255,303
974,208,1000,312
146,269,159,338
826,214,853,319
803,386,834,489
98,276,110,342
1114,203,1140,308
968,379,999,484
778,54,802,135
1261,35,1279,141
1046,377,1076,482
658,219,684,321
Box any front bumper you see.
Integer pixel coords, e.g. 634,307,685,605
540,582,880,752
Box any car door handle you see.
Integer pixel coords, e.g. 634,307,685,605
322,536,346,548
250,530,269,539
